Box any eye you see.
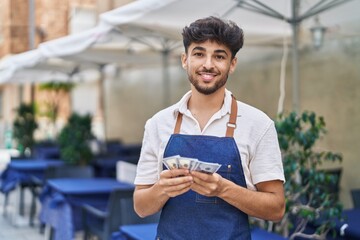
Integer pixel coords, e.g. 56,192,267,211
215,55,226,60
193,52,203,57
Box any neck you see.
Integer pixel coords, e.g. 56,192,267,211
188,88,225,114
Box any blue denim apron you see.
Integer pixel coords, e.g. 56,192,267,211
157,96,251,240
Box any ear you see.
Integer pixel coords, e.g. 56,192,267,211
229,57,237,74
181,53,188,69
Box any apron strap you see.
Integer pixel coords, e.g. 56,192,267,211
225,95,238,137
173,95,238,137
174,112,183,134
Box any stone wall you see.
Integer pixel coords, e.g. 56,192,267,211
0,0,29,56
0,0,97,57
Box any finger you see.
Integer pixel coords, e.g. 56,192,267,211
190,171,214,181
167,181,192,192
161,169,190,178
167,185,192,198
166,182,192,197
158,175,193,189
190,182,208,195
166,175,193,186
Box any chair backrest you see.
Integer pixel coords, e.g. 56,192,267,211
45,165,94,179
116,161,137,184
107,188,160,233
351,189,360,208
321,167,342,201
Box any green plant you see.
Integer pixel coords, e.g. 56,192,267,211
274,111,343,240
38,82,75,137
13,103,38,156
57,113,94,165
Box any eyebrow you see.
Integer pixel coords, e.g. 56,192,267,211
192,46,229,56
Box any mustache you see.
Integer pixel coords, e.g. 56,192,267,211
198,68,217,74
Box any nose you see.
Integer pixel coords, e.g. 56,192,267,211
202,55,214,70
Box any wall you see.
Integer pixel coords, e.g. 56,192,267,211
298,38,360,209
0,0,29,56
0,0,96,146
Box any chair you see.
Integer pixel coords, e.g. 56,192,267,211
44,165,94,179
116,161,137,184
298,167,342,233
31,165,94,231
316,167,342,202
351,189,360,208
0,158,39,224
82,188,160,240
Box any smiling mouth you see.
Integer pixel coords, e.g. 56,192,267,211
198,72,217,81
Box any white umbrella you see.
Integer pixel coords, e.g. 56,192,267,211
97,0,360,111
0,50,44,84
2,0,359,110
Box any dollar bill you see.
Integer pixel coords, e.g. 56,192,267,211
178,157,196,169
163,155,180,170
193,161,221,174
162,155,221,174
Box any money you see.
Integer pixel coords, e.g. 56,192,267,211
162,155,221,174
162,155,179,170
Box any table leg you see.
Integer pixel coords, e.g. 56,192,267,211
3,193,9,217
44,224,55,240
19,185,25,216
9,184,29,227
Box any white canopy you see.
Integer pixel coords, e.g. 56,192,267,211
1,0,359,84
1,0,359,140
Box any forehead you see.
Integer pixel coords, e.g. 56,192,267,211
188,40,231,54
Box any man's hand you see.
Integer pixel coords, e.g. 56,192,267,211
190,171,224,197
157,168,193,198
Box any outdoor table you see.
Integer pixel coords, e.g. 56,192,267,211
111,224,288,240
39,178,134,240
0,159,64,194
0,159,64,225
112,223,157,240
334,208,360,239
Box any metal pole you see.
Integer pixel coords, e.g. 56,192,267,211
236,0,352,113
162,48,170,107
28,0,35,50
98,65,107,141
291,0,300,113
28,0,36,103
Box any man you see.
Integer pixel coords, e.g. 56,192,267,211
134,16,285,239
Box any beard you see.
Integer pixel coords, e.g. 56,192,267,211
188,71,228,95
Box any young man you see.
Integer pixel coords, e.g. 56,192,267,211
134,16,285,239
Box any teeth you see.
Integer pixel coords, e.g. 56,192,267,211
202,73,215,80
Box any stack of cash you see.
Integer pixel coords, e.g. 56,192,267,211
162,155,221,174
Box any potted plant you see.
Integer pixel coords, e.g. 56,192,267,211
273,111,343,239
13,103,38,156
57,113,94,165
38,82,75,138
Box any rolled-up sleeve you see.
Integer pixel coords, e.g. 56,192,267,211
250,122,285,185
134,118,160,185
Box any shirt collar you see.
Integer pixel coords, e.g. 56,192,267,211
173,89,234,118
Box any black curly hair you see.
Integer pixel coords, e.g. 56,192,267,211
182,16,244,59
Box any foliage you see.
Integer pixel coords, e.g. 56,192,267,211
38,82,74,123
57,113,94,165
13,103,38,155
274,111,343,240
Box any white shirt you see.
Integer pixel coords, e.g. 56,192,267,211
135,89,285,190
